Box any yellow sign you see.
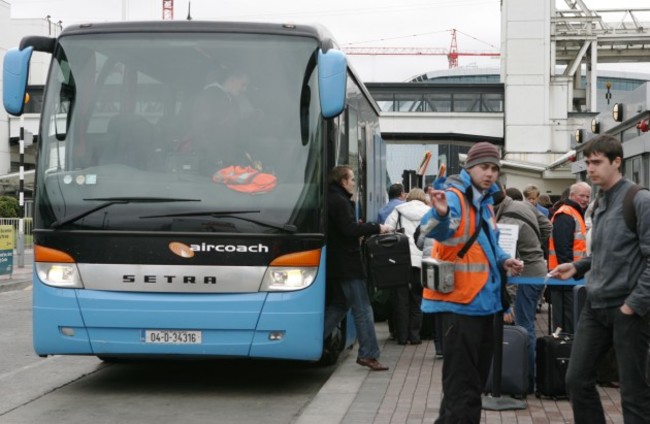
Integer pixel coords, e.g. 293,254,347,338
0,225,15,250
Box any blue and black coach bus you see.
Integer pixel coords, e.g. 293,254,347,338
3,21,386,361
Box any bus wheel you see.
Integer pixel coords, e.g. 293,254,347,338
319,325,344,366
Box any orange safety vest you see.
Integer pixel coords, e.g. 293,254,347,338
423,187,493,304
548,204,587,269
213,165,277,194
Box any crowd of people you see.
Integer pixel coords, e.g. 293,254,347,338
324,135,650,424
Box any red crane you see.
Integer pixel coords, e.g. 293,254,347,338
343,29,499,69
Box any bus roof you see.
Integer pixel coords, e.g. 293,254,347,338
57,21,338,50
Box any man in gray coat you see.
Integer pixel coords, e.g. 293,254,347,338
551,135,650,424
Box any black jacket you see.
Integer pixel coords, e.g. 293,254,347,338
327,183,380,279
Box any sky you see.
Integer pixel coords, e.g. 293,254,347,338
7,0,650,82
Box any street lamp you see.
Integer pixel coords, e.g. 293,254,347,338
575,129,584,144
591,118,600,134
613,103,623,122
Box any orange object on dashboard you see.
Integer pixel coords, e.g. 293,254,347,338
213,165,277,194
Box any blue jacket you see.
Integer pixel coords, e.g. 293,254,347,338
420,169,510,316
536,203,549,218
377,198,404,223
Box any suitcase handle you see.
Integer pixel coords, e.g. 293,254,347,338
375,234,401,247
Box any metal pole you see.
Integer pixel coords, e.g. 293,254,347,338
17,117,25,268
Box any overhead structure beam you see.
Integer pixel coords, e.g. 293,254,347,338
563,40,592,76
552,3,650,113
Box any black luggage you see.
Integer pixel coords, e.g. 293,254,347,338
572,284,587,332
363,233,411,288
536,290,572,399
485,325,529,398
535,333,572,398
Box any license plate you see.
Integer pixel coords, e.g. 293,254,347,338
144,330,202,344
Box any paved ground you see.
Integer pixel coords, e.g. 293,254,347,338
296,303,624,424
2,262,623,423
0,255,32,292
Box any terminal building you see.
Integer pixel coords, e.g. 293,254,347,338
0,0,649,207
368,67,650,194
572,82,650,187
368,0,650,197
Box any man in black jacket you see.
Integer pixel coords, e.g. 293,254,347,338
324,165,390,371
548,181,591,333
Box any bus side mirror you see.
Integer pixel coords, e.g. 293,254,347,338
318,49,347,119
3,46,33,116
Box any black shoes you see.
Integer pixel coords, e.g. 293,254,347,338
356,357,389,371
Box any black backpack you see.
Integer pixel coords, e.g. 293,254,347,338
622,184,647,234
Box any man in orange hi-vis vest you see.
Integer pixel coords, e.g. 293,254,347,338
547,181,591,333
419,142,523,424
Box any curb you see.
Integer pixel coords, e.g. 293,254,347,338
294,322,392,424
294,347,361,424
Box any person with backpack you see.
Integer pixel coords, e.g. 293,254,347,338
550,135,650,424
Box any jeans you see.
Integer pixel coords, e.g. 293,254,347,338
323,277,381,360
514,283,544,393
435,313,495,424
565,299,650,424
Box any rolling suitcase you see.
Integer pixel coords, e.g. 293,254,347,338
536,288,572,399
572,284,587,332
535,332,572,398
485,325,529,398
363,232,411,288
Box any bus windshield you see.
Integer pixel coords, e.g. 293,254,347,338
36,32,324,234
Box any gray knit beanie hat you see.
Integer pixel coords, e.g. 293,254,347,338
465,142,501,169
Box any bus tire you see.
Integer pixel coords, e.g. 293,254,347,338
319,322,345,366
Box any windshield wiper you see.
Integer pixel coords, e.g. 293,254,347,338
51,197,201,229
141,210,297,233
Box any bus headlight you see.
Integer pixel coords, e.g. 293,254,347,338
260,267,317,291
35,263,83,288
